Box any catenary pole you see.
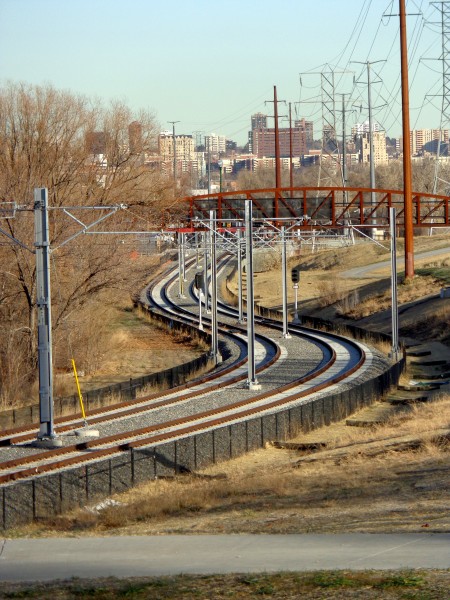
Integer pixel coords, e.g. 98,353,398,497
244,201,260,390
34,188,59,444
390,207,400,360
209,210,222,365
281,226,290,338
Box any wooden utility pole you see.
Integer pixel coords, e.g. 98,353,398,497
400,0,414,278
274,85,281,190
289,102,293,194
265,86,285,196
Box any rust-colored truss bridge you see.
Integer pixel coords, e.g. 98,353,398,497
180,186,450,230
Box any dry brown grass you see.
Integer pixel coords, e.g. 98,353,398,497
315,278,349,308
403,303,450,346
22,394,449,538
341,275,441,320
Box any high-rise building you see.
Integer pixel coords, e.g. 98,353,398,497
252,127,306,158
249,113,268,153
397,129,450,155
251,112,267,130
158,131,195,161
359,131,388,166
204,133,226,155
409,129,450,155
295,118,314,148
352,121,381,137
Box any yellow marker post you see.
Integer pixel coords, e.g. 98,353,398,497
71,358,87,424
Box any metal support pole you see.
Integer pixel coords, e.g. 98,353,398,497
203,231,210,313
237,228,245,323
209,210,222,365
198,290,203,331
281,226,290,338
390,207,400,360
292,284,300,324
34,188,60,445
207,138,211,194
177,235,185,298
245,201,260,390
181,232,187,281
195,232,200,269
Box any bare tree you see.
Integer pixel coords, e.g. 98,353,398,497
0,82,174,404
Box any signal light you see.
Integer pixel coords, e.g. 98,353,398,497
194,272,204,290
291,267,300,284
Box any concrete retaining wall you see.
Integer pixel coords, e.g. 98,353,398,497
0,357,404,530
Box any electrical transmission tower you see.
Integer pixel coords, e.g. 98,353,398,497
425,1,450,235
431,2,450,197
317,68,353,188
319,69,340,186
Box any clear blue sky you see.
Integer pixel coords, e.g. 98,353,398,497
0,0,444,145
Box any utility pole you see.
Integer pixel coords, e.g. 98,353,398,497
274,86,281,190
289,102,294,193
168,121,180,185
341,94,348,188
265,86,286,190
207,136,211,194
399,0,414,278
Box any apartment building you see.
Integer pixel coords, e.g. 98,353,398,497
359,131,389,166
252,127,307,158
410,129,450,155
204,133,226,155
295,118,314,148
158,131,195,161
248,113,268,153
351,121,381,137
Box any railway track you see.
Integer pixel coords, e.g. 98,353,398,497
0,256,377,490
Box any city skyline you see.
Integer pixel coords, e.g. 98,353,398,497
0,1,447,145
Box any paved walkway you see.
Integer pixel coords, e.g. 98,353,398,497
343,246,450,279
0,534,449,581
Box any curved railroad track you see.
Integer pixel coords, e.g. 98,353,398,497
0,256,377,489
